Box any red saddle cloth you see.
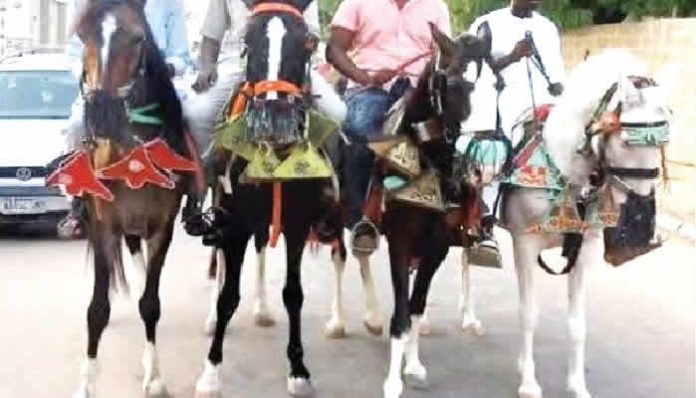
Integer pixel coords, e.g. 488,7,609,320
534,104,554,123
46,151,114,202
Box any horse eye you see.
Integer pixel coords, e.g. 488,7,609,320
131,34,145,45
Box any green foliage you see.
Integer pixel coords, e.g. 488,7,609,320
318,0,695,36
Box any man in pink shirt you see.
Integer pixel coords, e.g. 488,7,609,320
327,0,452,254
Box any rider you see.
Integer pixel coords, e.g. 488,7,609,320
326,0,452,255
187,0,346,158
467,0,567,255
56,0,190,238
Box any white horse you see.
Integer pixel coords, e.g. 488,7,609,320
460,49,671,398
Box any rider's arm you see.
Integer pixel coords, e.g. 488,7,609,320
325,0,371,86
163,0,191,77
326,27,371,87
192,0,228,92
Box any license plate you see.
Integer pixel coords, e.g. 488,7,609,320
0,197,47,215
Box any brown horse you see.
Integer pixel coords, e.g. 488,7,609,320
68,1,193,396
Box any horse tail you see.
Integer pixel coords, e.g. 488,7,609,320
87,229,128,293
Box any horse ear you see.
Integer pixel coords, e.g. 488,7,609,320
430,22,455,60
295,0,314,12
241,0,255,9
476,21,492,56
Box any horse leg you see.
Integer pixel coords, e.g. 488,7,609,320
383,244,411,398
195,228,249,398
253,231,275,327
358,254,384,336
74,232,117,398
139,221,175,396
204,248,224,336
566,232,600,398
124,234,146,303
325,242,347,339
284,228,314,396
513,236,543,398
460,249,485,335
404,229,448,388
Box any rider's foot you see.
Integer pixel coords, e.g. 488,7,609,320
182,197,211,237
57,199,86,239
469,215,501,268
350,219,379,256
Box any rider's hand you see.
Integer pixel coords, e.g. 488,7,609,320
510,39,533,63
548,82,564,97
367,69,398,87
192,67,218,94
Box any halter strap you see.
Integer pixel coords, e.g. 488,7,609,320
252,3,304,19
251,80,302,96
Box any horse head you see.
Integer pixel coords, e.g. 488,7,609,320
75,0,182,146
427,22,491,125
242,0,317,146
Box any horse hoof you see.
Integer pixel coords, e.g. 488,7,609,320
567,383,592,398
73,386,93,398
287,377,314,397
204,317,217,336
461,320,486,336
403,364,428,389
363,314,384,336
144,378,167,397
383,378,403,398
254,311,276,328
195,362,221,398
324,319,347,339
518,384,543,398
419,320,432,336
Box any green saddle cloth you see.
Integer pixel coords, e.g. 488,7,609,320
501,132,564,192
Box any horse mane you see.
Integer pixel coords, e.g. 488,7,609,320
81,0,185,152
543,48,648,185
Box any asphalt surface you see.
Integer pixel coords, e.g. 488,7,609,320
0,223,693,398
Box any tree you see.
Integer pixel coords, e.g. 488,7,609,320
319,0,695,35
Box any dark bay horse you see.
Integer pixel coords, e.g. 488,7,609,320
69,1,192,396
375,26,491,398
194,1,336,396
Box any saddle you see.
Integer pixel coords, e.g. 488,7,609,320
214,82,339,182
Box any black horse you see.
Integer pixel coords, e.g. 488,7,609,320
68,0,195,397
194,0,337,397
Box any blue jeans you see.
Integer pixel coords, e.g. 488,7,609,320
342,79,410,228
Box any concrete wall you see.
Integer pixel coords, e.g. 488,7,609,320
561,18,696,221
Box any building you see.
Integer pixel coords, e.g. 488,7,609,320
0,0,69,55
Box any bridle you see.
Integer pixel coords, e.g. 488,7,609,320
579,76,668,194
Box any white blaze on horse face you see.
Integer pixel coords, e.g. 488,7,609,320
464,60,478,83
265,17,287,100
101,14,118,74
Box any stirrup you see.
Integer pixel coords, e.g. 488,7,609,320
350,219,379,256
468,227,502,268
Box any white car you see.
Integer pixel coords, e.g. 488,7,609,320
0,52,78,229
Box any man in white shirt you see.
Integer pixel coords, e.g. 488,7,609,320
467,0,566,256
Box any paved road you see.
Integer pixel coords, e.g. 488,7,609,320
0,224,693,398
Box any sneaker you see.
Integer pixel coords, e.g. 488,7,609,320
57,212,85,239
350,219,379,256
468,216,502,268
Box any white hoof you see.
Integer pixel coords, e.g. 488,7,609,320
73,385,94,398
195,361,221,398
287,377,314,397
363,312,384,336
403,362,428,389
461,319,486,336
144,377,167,397
253,308,276,328
419,319,432,336
383,377,403,398
518,383,543,398
567,381,592,398
204,315,217,336
324,318,347,339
